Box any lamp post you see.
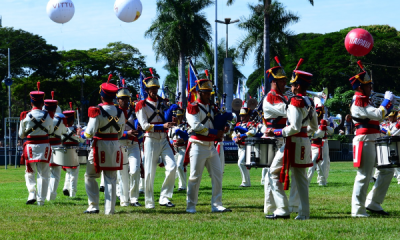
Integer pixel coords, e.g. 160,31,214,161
215,18,239,112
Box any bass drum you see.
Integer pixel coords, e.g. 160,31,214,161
376,136,400,169
52,146,79,167
245,137,277,168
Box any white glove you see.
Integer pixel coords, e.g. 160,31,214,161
384,91,394,101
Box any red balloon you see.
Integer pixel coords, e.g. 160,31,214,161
344,28,374,57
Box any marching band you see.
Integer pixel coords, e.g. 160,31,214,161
18,58,400,219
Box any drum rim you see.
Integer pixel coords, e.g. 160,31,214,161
244,137,277,144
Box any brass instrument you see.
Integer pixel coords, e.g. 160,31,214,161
370,91,400,110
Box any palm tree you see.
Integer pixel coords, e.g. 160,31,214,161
227,0,314,93
145,0,213,107
237,2,299,69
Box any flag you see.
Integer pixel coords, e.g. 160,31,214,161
139,69,147,100
261,79,265,95
161,84,166,99
236,80,241,100
187,59,199,103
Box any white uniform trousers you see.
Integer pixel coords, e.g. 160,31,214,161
63,166,80,197
307,146,325,184
85,151,117,214
237,145,251,186
25,162,50,205
267,144,310,218
261,168,268,185
128,143,141,203
175,146,187,189
318,141,330,184
352,141,393,216
117,163,130,206
218,142,225,174
47,165,62,201
143,137,176,208
187,143,226,212
100,171,105,188
395,168,400,184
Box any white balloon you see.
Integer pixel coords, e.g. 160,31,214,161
46,0,75,24
114,0,142,23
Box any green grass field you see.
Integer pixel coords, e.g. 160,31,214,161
0,162,399,239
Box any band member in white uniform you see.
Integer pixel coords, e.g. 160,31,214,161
307,104,333,186
19,82,54,206
232,107,255,187
116,83,143,207
61,108,84,197
261,60,288,214
135,74,178,208
266,61,318,220
184,79,232,213
44,92,68,201
349,62,394,217
169,108,189,191
84,75,125,214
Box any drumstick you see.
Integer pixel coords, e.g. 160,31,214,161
295,58,304,71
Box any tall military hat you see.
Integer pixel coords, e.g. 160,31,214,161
116,78,131,98
44,91,58,112
349,61,372,90
30,82,45,104
63,102,76,125
239,107,250,115
176,108,184,116
289,58,312,87
266,56,286,83
195,79,213,92
388,111,397,117
100,74,119,99
143,68,160,89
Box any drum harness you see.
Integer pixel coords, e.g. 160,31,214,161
49,116,63,142
351,117,380,131
24,111,49,136
198,104,214,125
98,106,123,133
145,99,166,123
62,127,79,144
125,107,140,144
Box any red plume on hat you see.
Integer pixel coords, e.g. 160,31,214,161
37,82,40,92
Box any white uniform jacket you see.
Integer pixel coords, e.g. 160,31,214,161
19,108,54,167
262,89,288,142
310,124,334,163
85,103,125,172
351,92,387,167
136,98,168,140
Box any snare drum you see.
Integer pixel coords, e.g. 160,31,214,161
52,146,79,167
77,147,89,165
245,137,277,168
376,136,400,169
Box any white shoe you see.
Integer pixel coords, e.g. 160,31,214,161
294,215,309,220
37,201,44,206
186,208,196,213
352,213,369,218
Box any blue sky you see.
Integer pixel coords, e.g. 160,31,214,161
1,0,399,86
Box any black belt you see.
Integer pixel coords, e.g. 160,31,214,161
311,139,322,144
355,124,380,130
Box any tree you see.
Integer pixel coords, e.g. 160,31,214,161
195,40,245,97
145,0,213,107
227,0,314,94
237,2,299,69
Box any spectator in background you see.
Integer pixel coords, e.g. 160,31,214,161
344,114,355,135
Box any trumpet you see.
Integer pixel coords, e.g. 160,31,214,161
284,86,328,104
370,91,400,110
328,114,342,128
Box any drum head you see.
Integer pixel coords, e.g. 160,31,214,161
247,99,258,110
232,98,243,111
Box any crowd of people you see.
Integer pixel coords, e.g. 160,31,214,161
18,58,399,219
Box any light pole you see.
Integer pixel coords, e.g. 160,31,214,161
215,18,239,112
215,18,240,58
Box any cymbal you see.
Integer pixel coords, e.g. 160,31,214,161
247,99,258,110
232,98,242,111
